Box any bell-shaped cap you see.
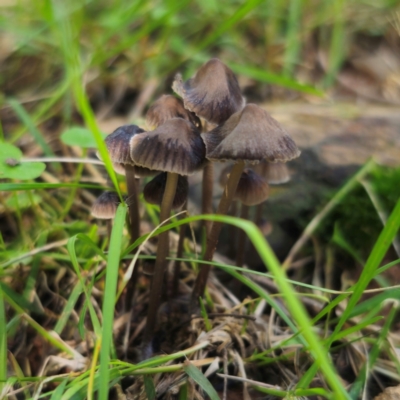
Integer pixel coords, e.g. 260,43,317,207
105,124,145,164
202,104,300,163
91,191,121,219
146,95,200,130
172,58,245,125
234,168,270,206
111,161,157,178
143,173,188,210
262,161,290,184
130,118,206,175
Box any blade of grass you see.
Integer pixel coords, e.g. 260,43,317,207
7,98,56,158
283,0,304,77
229,62,323,95
54,281,83,335
299,195,400,389
98,203,127,400
283,159,375,269
323,0,346,87
183,361,219,400
0,286,6,393
0,182,109,191
67,235,102,337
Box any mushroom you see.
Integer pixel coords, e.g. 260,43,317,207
145,95,200,130
130,117,205,347
104,124,147,243
173,59,246,233
254,160,291,225
91,191,121,219
143,172,188,210
191,103,300,303
91,191,124,243
172,58,245,125
233,168,269,267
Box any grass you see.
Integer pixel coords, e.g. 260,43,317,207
1,0,400,399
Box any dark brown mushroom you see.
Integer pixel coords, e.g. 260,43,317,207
192,103,300,304
104,124,146,244
172,58,245,125
146,95,200,130
130,117,205,348
203,103,300,163
143,173,188,210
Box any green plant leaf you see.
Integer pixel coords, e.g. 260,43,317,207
0,143,46,180
143,376,156,400
183,362,219,400
61,127,107,148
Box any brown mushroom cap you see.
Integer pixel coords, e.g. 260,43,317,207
91,191,121,219
130,118,206,175
111,161,157,178
146,95,200,130
143,173,188,210
262,161,290,184
172,58,245,125
105,124,145,165
202,104,300,163
234,168,270,206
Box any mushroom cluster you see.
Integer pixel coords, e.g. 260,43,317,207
90,58,300,354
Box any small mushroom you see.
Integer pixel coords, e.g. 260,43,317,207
261,161,290,184
143,172,188,210
192,103,300,303
130,117,205,347
203,103,300,163
172,58,245,125
91,191,124,243
91,191,122,219
104,124,146,244
146,95,200,130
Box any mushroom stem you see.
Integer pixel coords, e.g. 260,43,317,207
254,162,268,225
125,164,140,243
191,161,245,305
201,162,214,234
143,172,179,347
172,204,187,297
227,200,239,259
235,204,250,267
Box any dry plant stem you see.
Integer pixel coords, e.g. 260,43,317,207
201,162,214,234
143,172,179,346
236,204,250,267
191,161,245,304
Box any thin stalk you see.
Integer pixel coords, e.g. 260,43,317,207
191,161,245,304
172,203,187,296
254,161,268,225
125,165,140,243
143,172,179,351
227,200,239,259
235,204,250,267
201,162,214,234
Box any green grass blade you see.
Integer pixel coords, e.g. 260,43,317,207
7,98,55,157
229,62,323,95
331,197,400,340
54,282,83,335
283,0,304,76
98,203,127,400
183,361,219,400
143,375,156,400
0,286,7,393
